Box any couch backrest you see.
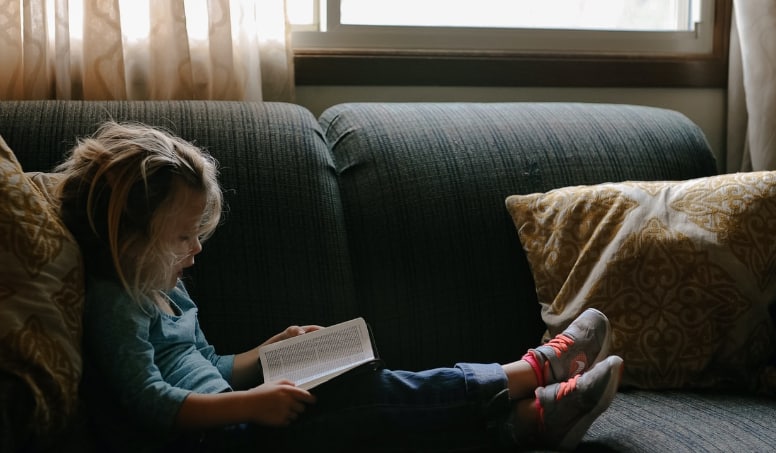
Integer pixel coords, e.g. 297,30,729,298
320,102,717,370
0,100,358,353
1,100,718,372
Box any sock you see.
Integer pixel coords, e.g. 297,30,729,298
522,351,545,387
534,392,545,432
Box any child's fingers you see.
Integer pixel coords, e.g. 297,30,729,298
292,387,317,404
300,325,323,333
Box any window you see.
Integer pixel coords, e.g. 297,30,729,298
337,0,700,30
290,0,731,87
292,0,711,54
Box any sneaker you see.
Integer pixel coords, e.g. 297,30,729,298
529,308,611,385
535,355,624,451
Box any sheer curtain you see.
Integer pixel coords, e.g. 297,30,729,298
0,0,293,101
726,0,776,172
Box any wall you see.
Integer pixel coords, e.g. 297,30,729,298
296,86,727,173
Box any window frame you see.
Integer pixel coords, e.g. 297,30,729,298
293,0,731,88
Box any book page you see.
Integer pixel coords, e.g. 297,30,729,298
258,317,376,389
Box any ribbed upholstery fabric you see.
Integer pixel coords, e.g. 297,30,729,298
321,102,718,372
0,100,357,353
581,390,776,452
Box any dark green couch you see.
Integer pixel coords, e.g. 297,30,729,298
2,100,774,452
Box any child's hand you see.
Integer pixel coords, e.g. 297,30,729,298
261,324,323,346
246,380,317,426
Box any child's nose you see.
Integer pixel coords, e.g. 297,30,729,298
191,237,203,255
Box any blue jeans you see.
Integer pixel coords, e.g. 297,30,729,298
183,363,513,452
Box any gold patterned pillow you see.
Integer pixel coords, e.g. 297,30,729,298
0,136,84,447
506,172,776,391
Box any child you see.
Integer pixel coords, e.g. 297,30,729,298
56,121,623,452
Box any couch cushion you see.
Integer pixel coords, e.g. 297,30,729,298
321,102,717,371
506,172,776,391
581,390,776,452
0,135,84,449
0,100,357,354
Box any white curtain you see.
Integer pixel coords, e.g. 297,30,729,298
0,0,294,101
726,0,776,172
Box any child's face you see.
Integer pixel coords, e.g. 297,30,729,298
163,190,206,290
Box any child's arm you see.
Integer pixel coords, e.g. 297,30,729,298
230,325,323,389
230,346,261,389
175,380,317,428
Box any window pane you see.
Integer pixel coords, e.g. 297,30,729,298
340,0,699,31
288,0,316,26
291,0,713,55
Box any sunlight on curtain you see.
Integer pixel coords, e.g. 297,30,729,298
727,0,776,172
0,0,293,101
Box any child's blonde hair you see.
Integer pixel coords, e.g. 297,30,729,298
56,121,222,303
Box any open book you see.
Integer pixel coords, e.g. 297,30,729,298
258,317,381,390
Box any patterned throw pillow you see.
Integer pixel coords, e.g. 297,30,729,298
506,172,776,391
0,136,84,448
